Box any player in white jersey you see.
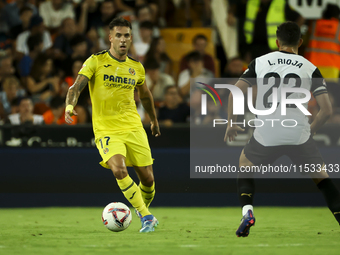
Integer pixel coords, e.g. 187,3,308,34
224,22,340,237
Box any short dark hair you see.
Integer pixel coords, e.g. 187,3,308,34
164,85,177,94
27,33,43,52
144,58,160,70
19,6,33,16
70,34,87,48
29,15,43,29
193,34,208,44
322,3,340,19
276,21,301,47
135,4,151,17
109,17,132,30
19,96,33,105
140,21,153,30
187,51,203,62
11,97,21,107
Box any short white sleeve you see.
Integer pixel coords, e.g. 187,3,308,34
178,69,190,88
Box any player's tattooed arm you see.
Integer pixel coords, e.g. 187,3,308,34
66,74,89,107
65,74,89,124
137,82,161,137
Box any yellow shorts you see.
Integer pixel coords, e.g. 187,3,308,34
95,128,153,169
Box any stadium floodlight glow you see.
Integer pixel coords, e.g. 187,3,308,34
201,84,311,116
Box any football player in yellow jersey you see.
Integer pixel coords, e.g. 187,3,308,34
64,17,160,233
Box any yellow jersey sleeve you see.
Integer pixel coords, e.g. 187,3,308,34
79,55,97,80
136,63,145,86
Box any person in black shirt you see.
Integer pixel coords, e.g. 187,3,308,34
158,86,190,126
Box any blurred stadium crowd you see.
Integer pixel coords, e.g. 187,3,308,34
0,0,340,127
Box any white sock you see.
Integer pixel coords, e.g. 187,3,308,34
242,205,253,216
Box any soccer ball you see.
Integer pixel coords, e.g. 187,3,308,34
102,202,132,232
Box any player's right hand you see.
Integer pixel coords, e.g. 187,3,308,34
65,109,78,124
151,121,161,137
224,125,245,142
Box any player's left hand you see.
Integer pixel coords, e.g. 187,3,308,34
151,121,161,137
224,125,245,142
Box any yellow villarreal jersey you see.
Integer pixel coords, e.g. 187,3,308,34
79,50,145,138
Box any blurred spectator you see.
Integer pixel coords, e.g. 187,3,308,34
53,18,81,59
61,58,84,97
222,57,244,82
178,51,214,98
0,100,5,124
75,0,89,34
0,32,11,54
190,88,224,125
75,0,101,33
18,33,43,77
179,34,215,75
114,0,146,13
132,4,160,44
43,95,77,125
228,0,303,61
0,51,15,89
9,6,33,40
202,99,222,125
10,97,20,114
101,0,117,24
305,4,340,79
16,15,52,57
80,0,117,49
26,54,59,104
0,76,25,115
70,34,91,59
2,0,37,29
158,86,190,126
184,0,211,27
6,97,44,125
0,0,9,34
39,0,75,31
85,0,117,51
134,21,154,61
90,0,117,30
144,36,172,75
86,27,100,54
98,23,111,50
144,58,175,102
190,89,202,124
61,34,91,76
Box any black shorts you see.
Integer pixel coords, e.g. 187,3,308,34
244,136,324,166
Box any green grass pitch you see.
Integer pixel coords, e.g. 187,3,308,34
0,207,340,255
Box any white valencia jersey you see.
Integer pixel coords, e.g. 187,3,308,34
240,51,327,146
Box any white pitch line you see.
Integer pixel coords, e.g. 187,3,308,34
180,245,199,248
180,243,313,248
82,245,118,248
277,243,304,247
